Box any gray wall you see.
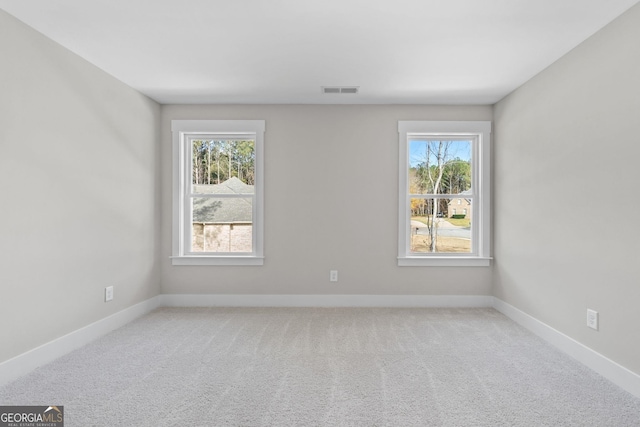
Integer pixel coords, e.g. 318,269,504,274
0,10,161,363
493,3,640,374
160,105,493,295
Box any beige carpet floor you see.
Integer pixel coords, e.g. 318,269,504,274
1,307,640,426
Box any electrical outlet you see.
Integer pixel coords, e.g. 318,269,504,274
586,309,598,330
330,270,338,282
105,286,114,302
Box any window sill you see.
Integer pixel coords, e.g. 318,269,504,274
398,256,492,267
171,256,264,266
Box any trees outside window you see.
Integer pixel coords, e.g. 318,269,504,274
398,121,491,267
191,139,255,186
410,139,472,253
172,120,265,266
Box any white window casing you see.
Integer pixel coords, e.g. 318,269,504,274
171,120,265,266
398,121,491,267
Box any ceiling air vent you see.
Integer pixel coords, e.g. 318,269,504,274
322,86,359,94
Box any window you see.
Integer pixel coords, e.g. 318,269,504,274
398,121,491,266
171,120,265,265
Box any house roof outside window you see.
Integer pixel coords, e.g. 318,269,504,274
193,177,253,223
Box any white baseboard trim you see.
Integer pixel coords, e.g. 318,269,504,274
159,294,495,308
6,293,637,401
0,296,162,387
493,297,640,399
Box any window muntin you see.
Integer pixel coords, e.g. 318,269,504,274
398,121,491,267
172,120,264,266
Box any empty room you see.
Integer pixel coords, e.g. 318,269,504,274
1,0,640,425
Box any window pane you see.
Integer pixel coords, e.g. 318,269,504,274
191,197,253,253
409,139,472,195
410,198,471,253
192,139,255,193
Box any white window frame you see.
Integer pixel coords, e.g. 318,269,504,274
398,121,491,267
171,120,265,266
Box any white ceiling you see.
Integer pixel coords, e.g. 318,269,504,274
1,0,638,105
